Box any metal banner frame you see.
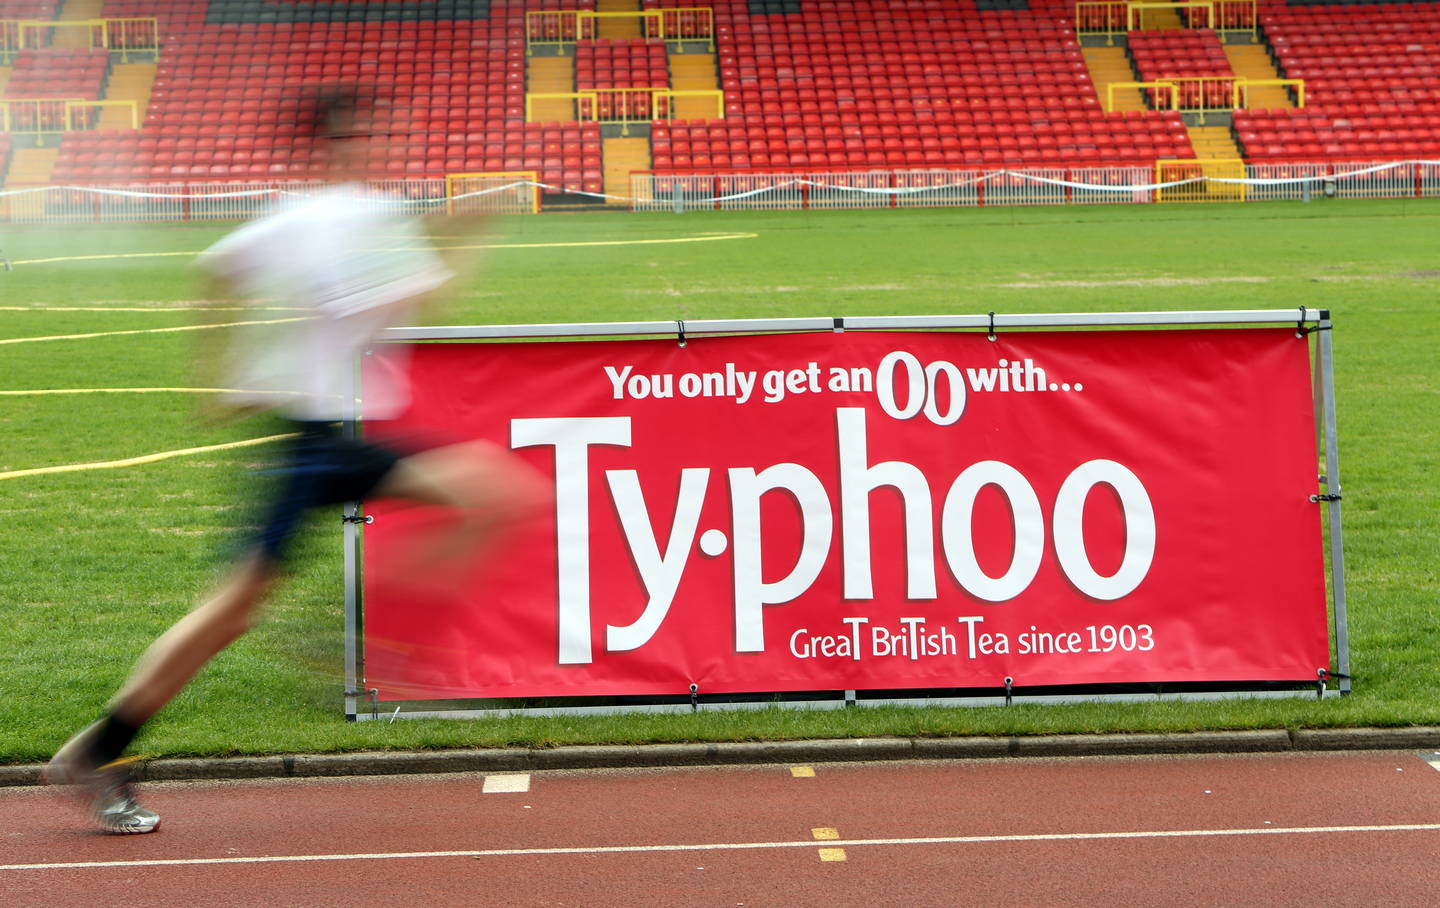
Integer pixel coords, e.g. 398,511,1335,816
342,309,1348,720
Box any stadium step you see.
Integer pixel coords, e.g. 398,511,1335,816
595,0,643,40
53,0,105,47
1186,125,1243,160
1224,44,1294,110
3,147,59,189
668,51,718,120
602,135,649,205
527,55,575,123
100,63,156,129
1082,46,1146,112
1134,5,1184,30
60,0,106,17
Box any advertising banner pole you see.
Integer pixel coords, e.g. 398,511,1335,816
1315,311,1351,694
342,356,362,720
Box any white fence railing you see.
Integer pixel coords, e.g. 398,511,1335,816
5,162,1440,223
632,161,1440,211
0,177,537,223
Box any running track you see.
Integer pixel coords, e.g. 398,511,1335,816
4,750,1440,907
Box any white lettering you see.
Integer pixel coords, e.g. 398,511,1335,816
604,468,710,652
729,463,833,652
940,461,1044,601
511,417,632,665
837,408,937,602
603,365,632,400
1053,460,1156,600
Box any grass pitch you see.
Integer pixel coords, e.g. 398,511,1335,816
2,199,1438,762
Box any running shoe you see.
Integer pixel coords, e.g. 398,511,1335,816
44,723,161,835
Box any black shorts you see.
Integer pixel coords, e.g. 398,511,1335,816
251,421,402,563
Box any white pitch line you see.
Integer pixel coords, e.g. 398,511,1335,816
4,823,1439,872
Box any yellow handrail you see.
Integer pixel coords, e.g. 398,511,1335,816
527,88,724,123
2,17,159,60
0,97,84,142
1155,158,1247,202
1234,78,1305,109
445,171,540,214
655,89,724,120
1109,76,1303,116
525,8,714,52
67,99,138,129
1107,80,1176,113
1076,0,1257,43
0,98,138,139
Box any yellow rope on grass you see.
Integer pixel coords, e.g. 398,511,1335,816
0,433,295,481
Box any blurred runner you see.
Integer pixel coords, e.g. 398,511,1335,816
45,86,546,834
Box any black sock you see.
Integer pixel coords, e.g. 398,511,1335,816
89,711,143,767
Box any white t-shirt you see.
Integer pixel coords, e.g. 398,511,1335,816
201,185,452,421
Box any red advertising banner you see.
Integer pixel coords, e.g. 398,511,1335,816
360,329,1330,701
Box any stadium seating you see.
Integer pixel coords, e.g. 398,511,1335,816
3,49,108,99
11,0,1440,188
1235,2,1440,161
42,0,605,190
575,39,669,90
0,0,58,17
650,0,1193,169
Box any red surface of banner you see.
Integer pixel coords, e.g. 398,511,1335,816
360,329,1330,701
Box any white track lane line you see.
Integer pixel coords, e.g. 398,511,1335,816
5,823,1439,872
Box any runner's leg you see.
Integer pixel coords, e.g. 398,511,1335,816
368,439,549,575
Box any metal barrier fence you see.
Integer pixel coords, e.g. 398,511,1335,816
6,162,1440,223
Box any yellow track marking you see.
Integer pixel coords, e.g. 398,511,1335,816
5,233,757,268
790,766,816,778
0,317,306,345
812,827,846,861
0,433,294,482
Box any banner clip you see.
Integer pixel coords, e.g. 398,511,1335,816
676,320,687,348
689,682,699,711
342,514,374,525
833,317,845,333
1296,306,1309,338
987,311,997,342
1003,676,1014,706
345,688,380,718
1310,493,1342,503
